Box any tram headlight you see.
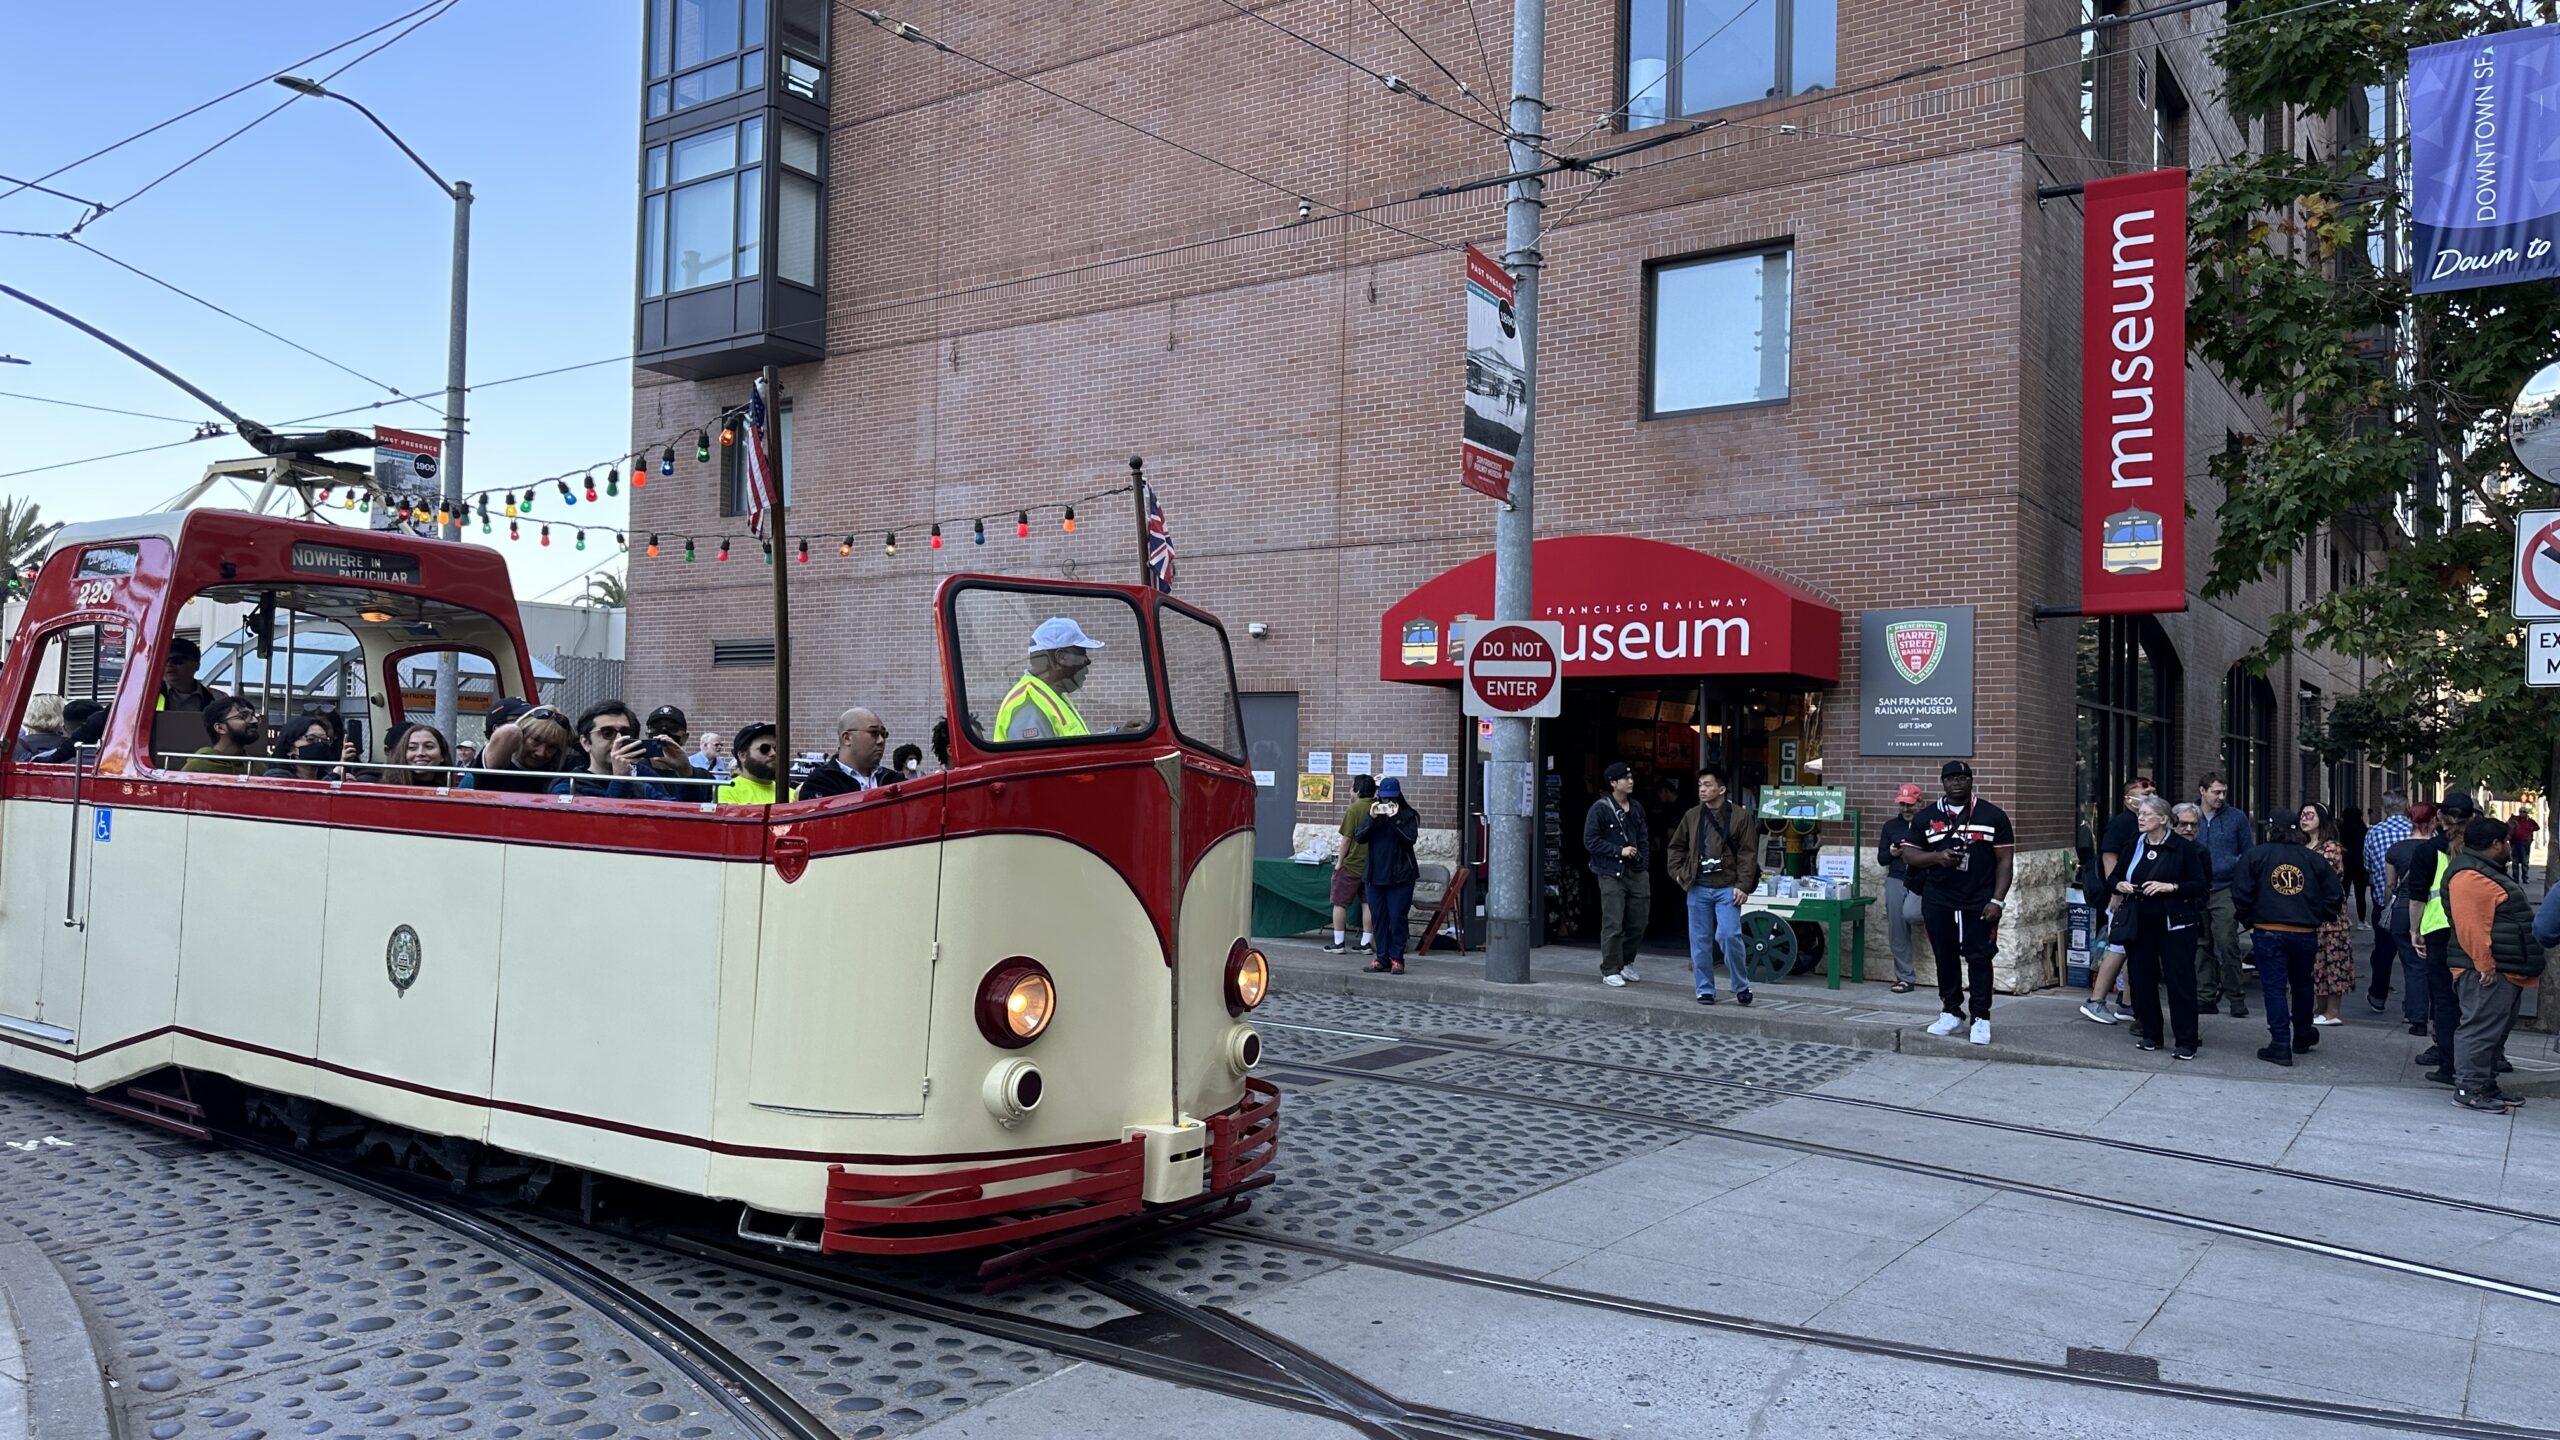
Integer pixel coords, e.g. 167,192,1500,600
1224,941,1270,1015
976,959,1056,1048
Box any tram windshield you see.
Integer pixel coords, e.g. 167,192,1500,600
1157,602,1245,762
949,584,1156,748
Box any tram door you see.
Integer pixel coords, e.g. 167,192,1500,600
0,621,119,1044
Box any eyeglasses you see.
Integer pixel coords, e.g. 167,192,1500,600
857,726,889,738
592,725,635,740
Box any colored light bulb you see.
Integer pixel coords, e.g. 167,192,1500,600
647,534,661,558
659,446,675,478
1016,510,1029,538
695,432,711,464
509,520,519,541
796,539,809,563
884,533,897,557
930,524,942,549
718,539,730,561
560,480,578,507
972,518,985,545
1063,506,1076,533
684,538,696,562
504,493,518,518
838,535,853,558
540,525,552,547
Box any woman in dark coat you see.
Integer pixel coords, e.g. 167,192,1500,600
1356,776,1423,974
2112,794,2212,1057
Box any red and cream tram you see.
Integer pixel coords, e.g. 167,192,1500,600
0,506,1278,1270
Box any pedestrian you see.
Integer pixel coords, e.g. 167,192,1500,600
2233,820,2341,1066
2111,794,2209,1059
2194,774,2253,1017
1584,761,1652,987
2302,802,2355,1029
2414,793,2480,1086
1896,760,2014,1047
2079,776,2155,1026
2445,816,2541,1112
2361,792,2412,1014
2508,804,2539,885
1355,777,1421,975
1667,766,1761,1006
2340,806,2371,923
2384,801,2437,1036
1324,775,1376,955
1875,783,1927,993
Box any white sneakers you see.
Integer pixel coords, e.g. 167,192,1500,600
1602,973,1628,987
1970,1019,1992,1046
1926,1012,1963,1037
1623,965,1642,983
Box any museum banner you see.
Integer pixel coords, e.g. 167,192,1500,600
2080,167,2187,617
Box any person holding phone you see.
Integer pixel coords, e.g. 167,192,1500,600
1355,777,1422,975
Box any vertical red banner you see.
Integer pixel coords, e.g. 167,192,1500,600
2080,168,2189,616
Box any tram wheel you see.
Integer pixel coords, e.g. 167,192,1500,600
1739,912,1797,984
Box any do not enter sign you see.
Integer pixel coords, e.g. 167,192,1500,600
1463,620,1565,718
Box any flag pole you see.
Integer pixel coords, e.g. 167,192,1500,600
1130,455,1150,588
763,364,791,789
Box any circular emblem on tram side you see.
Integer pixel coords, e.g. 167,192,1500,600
386,925,424,995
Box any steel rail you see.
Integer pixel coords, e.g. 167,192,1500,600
1263,1017,2560,1227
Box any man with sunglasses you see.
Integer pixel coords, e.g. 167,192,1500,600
798,706,898,799
550,701,677,801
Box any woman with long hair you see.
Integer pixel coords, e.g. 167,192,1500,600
383,722,455,787
2302,801,2355,1027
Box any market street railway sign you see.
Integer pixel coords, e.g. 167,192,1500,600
1462,620,1564,718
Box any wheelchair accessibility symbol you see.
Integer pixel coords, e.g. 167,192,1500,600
93,809,112,843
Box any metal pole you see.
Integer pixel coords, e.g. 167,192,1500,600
432,179,472,742
1130,456,1151,587
1485,0,1546,985
764,364,792,789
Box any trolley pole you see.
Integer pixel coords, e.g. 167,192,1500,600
1130,456,1151,587
764,363,792,786
431,179,472,744
1485,0,1546,985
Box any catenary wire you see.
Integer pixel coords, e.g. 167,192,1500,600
0,0,452,210
1210,0,1518,142
1454,0,1507,117
0,390,215,426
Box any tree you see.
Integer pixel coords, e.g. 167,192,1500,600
581,571,627,609
2191,0,2560,793
0,497,60,595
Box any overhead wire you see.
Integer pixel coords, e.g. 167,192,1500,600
1454,0,1507,115
0,390,216,426
0,0,452,211
1362,0,1509,126
1207,0,1517,142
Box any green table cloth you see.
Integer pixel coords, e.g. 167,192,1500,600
1253,858,1337,938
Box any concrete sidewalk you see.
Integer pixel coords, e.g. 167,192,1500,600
1266,934,2560,1097
0,1212,111,1440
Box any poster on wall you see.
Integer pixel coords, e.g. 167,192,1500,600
1461,245,1525,502
2079,168,2188,617
2409,23,2560,294
1858,607,1975,756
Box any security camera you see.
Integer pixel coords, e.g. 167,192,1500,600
1248,622,1270,639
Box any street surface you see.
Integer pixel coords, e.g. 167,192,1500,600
2,984,2552,1438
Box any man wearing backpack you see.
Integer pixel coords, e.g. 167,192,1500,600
1669,766,1761,1005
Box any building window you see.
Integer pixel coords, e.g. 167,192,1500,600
2152,58,2189,167
647,0,766,118
776,121,823,286
2222,664,2275,822
2298,682,2323,809
1645,246,1792,416
2077,0,2110,143
1622,0,1834,130
2077,616,2180,858
643,116,763,297
778,0,829,101
719,401,793,516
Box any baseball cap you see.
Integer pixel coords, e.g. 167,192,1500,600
2439,791,2480,819
1028,616,1105,653
646,704,688,735
486,697,534,727
1895,784,1923,804
734,720,778,750
1377,777,1403,799
1602,762,1632,783
1941,760,1973,778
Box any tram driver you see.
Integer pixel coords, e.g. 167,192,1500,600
156,635,228,714
995,617,1106,743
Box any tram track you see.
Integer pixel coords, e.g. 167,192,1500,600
1264,1017,2560,1226
1264,1053,2560,1313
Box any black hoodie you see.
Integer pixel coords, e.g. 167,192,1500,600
2231,840,2342,931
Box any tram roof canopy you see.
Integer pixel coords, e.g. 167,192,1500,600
1378,536,1841,684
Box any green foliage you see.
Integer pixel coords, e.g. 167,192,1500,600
2194,0,2560,791
0,496,59,596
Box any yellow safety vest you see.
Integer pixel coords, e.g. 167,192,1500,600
994,673,1088,742
2419,847,2455,936
717,773,777,805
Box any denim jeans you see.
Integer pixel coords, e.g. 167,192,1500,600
2392,905,2432,1026
1687,884,1751,997
1365,881,1415,964
2252,929,2318,1050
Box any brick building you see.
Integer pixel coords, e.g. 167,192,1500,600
622,0,2391,986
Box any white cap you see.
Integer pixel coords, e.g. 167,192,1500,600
1028,616,1105,653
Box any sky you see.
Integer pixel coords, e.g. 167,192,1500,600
0,0,642,602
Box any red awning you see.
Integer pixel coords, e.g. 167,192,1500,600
1378,536,1841,684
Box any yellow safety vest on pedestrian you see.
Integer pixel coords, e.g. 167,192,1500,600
994,673,1087,741
2419,854,2454,937
717,773,777,804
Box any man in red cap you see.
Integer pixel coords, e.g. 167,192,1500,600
1875,783,1927,992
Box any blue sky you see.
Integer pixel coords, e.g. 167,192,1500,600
0,1,641,601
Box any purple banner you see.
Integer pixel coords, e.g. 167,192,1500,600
2410,23,2560,293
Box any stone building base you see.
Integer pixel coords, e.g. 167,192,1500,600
1857,847,2070,996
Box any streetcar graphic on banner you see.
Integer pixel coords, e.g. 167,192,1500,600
2100,507,2165,575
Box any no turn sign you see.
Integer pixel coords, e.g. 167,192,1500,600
2515,510,2560,619
1463,620,1565,718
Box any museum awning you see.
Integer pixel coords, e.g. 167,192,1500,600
1377,536,1841,684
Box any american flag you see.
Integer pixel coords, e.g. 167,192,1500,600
741,378,780,538
1144,486,1176,593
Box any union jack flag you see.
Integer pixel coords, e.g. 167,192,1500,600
741,378,780,538
1144,486,1176,593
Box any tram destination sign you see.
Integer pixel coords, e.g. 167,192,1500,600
1462,620,1564,718
291,541,421,586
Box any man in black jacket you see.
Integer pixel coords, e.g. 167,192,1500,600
2232,823,2343,1066
1897,760,2015,1047
797,706,898,800
1584,762,1650,987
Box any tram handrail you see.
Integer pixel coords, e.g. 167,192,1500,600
143,751,730,805
63,742,92,931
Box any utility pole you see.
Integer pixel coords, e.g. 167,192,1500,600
1485,0,1546,985
764,364,793,780
432,179,472,743
1130,456,1151,587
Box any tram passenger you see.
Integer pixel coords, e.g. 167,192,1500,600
717,721,783,804
60,700,107,754
461,706,576,794
551,701,677,801
380,722,455,787
890,743,924,779
930,718,950,771
995,617,1105,742
264,710,356,781
797,707,896,799
182,695,266,776
156,636,228,714
13,694,67,762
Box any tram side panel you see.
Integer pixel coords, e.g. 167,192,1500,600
1174,827,1256,1123
0,796,75,1080
70,782,189,1090
172,808,326,1098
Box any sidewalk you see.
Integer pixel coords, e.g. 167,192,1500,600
1265,934,2560,1097
0,1212,112,1440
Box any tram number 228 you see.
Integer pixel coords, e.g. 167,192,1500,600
73,579,117,607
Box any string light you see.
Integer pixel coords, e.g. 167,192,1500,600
1016,510,1029,538
601,467,617,499
695,430,711,464
508,520,518,541
659,445,675,478
684,537,696,562
647,534,661,558
716,537,731,561
972,518,985,546
616,531,627,551
504,492,519,518
838,535,853,558
719,422,736,448
560,479,578,507
930,523,942,550
435,501,451,527
797,538,810,564
540,524,552,548
575,529,586,552
1063,506,1076,533
479,502,491,534
884,532,897,557
342,492,356,510
316,488,331,505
